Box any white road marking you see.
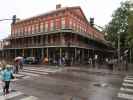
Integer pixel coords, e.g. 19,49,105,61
123,83,133,87
19,72,39,77
23,70,48,75
120,87,133,92
126,76,133,78
22,76,30,79
24,67,61,73
14,74,25,77
125,77,133,80
11,78,19,82
20,96,38,100
124,79,133,83
118,92,133,99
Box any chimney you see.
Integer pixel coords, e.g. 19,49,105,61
90,18,94,27
12,15,17,24
56,4,61,9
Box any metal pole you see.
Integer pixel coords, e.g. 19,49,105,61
118,32,121,71
130,48,132,63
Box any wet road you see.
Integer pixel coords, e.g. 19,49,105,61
11,66,124,100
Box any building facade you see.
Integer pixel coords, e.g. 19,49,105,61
3,5,114,65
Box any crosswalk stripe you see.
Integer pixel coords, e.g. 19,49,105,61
22,76,30,79
5,91,23,99
14,74,25,77
124,79,133,83
120,87,133,92
11,78,19,82
24,68,60,73
19,72,39,77
23,70,48,75
0,96,4,100
127,75,133,78
125,77,133,80
20,96,38,100
118,92,133,99
123,83,133,87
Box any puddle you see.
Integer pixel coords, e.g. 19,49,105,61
93,83,109,87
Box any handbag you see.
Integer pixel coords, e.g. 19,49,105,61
11,73,15,79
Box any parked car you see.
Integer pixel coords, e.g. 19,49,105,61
25,57,40,64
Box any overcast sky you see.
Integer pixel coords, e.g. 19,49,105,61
0,0,126,40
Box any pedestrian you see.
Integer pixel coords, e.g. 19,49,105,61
62,57,65,66
19,59,23,70
43,57,48,64
14,60,19,74
0,63,5,93
1,65,14,95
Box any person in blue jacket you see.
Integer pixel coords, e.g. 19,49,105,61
2,65,13,95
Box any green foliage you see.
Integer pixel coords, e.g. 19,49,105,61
105,1,131,48
127,9,133,47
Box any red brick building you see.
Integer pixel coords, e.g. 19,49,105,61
3,5,113,65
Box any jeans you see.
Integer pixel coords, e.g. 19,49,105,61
3,81,10,94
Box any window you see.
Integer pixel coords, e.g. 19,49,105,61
35,24,39,33
40,22,44,32
73,22,76,31
16,27,18,35
55,18,60,30
69,19,72,29
20,27,23,35
32,25,34,34
45,22,48,32
17,28,20,36
61,18,65,29
28,26,31,34
77,23,80,32
24,27,27,35
50,20,54,31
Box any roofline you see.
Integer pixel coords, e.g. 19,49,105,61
13,6,80,25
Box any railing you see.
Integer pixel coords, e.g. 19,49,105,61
5,41,92,49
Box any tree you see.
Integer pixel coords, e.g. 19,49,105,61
127,3,133,47
105,1,130,48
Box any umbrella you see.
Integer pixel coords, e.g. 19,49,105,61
14,56,23,61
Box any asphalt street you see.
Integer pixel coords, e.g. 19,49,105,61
2,65,125,100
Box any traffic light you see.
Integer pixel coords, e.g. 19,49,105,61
12,15,16,24
90,18,94,27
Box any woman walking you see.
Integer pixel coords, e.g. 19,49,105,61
2,65,13,95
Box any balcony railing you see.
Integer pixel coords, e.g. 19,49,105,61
5,41,94,49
